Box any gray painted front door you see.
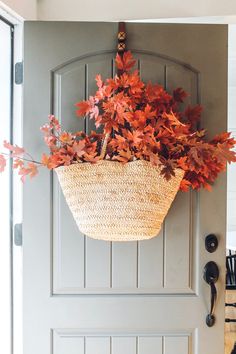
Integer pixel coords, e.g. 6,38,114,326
23,22,228,354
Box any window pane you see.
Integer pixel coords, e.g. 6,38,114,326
0,18,12,354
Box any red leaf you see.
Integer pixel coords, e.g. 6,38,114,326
48,115,61,131
27,162,38,178
115,51,136,71
18,162,38,182
59,132,74,145
13,159,24,169
163,111,185,127
121,129,143,145
215,142,236,163
185,105,203,126
160,160,176,181
173,88,188,103
211,132,236,148
3,140,25,157
203,182,212,191
179,179,191,192
90,105,99,119
112,149,132,163
83,152,100,163
149,152,160,166
0,154,6,172
177,156,188,170
40,123,51,134
41,154,59,169
75,100,92,116
95,74,103,89
72,140,86,158
44,136,57,148
58,154,72,166
109,135,128,151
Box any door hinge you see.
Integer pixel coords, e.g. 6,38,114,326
14,223,22,246
15,62,23,85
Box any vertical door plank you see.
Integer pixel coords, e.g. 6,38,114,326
55,66,86,130
84,57,115,289
139,58,165,86
164,336,189,354
53,191,85,290
163,64,197,291
137,59,166,290
85,238,111,288
53,334,84,354
164,192,192,289
112,243,137,288
86,337,110,354
138,229,164,288
165,65,195,106
112,337,136,354
53,64,86,292
138,336,163,354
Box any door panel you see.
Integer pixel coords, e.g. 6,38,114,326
53,331,190,354
52,50,198,295
23,22,227,354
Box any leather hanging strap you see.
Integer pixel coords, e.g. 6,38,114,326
117,22,126,54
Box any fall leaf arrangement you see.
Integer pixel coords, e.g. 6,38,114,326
0,51,236,191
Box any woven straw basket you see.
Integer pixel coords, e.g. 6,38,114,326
55,160,184,241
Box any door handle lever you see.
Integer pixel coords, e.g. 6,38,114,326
203,261,219,327
208,280,217,326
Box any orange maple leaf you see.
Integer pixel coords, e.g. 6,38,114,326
115,51,136,72
95,74,103,89
112,148,132,163
3,140,25,157
75,100,92,116
179,179,191,192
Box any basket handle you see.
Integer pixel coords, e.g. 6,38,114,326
99,132,110,160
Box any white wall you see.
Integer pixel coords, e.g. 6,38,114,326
1,0,236,21
0,0,37,20
37,0,236,21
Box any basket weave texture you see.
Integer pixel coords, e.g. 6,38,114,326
55,160,184,241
